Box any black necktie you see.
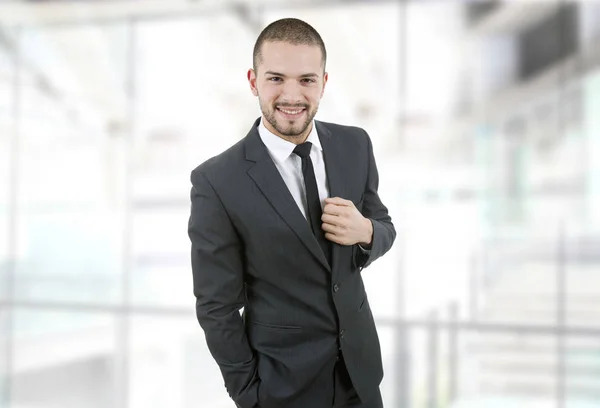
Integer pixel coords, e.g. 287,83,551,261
293,142,332,266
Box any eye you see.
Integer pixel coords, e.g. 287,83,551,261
268,77,282,82
301,78,316,83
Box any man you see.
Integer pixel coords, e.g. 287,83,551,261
188,18,395,408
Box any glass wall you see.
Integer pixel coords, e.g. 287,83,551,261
130,16,256,308
0,25,14,408
5,22,130,408
13,23,130,306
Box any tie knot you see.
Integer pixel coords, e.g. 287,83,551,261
293,142,312,159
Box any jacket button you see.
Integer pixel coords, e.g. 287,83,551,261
340,329,345,339
333,284,339,292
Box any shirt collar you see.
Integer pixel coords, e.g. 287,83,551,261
258,117,322,164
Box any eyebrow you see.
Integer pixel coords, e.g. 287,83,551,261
264,71,320,78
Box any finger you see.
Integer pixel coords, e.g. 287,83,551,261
323,203,346,216
322,216,349,231
324,232,342,244
321,222,340,234
321,213,341,225
324,197,352,206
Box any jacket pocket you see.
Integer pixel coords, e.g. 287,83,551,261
251,320,302,331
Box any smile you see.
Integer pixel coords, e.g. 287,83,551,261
277,107,305,116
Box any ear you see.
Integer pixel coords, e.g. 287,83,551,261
248,69,258,97
321,72,328,98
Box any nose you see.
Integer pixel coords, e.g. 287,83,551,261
280,80,303,105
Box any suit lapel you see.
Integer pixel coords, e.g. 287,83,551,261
244,119,331,272
316,121,345,272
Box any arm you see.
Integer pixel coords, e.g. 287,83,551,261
188,170,259,408
353,130,396,269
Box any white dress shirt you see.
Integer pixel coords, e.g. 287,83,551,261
258,118,329,220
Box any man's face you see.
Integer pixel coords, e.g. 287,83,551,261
248,41,328,141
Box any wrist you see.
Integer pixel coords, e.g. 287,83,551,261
360,218,373,248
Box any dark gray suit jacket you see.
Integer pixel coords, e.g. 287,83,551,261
188,118,396,408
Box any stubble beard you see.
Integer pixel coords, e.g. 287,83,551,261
261,100,318,139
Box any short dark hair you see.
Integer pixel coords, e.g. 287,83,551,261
253,18,327,73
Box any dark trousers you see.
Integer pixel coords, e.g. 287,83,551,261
332,353,384,408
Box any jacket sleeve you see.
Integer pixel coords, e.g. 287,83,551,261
353,129,396,270
188,169,259,408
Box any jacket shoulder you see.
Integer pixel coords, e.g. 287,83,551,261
190,138,246,185
317,120,370,141
316,120,371,151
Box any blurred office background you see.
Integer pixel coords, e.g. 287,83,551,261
2,0,600,407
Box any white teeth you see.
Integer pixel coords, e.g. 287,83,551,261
278,108,303,115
